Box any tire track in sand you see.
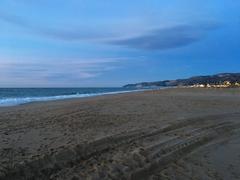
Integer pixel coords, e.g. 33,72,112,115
1,113,240,180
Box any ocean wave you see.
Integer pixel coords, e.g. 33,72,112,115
0,89,144,107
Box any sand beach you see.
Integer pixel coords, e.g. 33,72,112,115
1,88,240,179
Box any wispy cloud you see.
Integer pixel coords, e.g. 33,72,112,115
0,57,123,87
0,12,112,41
0,11,221,50
107,23,221,50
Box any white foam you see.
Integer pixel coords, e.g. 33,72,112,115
0,89,145,107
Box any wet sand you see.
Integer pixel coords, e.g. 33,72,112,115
0,88,240,179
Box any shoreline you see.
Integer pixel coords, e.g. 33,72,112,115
1,86,234,108
0,86,235,109
0,88,153,108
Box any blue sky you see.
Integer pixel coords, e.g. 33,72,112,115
0,0,239,87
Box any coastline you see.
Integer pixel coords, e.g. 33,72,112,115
0,88,151,107
1,88,240,179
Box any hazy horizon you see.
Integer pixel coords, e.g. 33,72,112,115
0,72,240,88
0,1,240,87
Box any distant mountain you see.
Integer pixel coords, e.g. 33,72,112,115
123,73,240,88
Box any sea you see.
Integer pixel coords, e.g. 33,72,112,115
0,87,143,107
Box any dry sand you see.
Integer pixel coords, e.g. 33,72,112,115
0,88,240,180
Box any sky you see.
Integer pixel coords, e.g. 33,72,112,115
0,0,239,87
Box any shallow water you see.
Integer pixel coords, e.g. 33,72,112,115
0,87,142,106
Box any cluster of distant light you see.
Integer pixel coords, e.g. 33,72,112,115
189,81,240,88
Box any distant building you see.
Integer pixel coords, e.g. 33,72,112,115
190,84,205,88
206,84,211,88
235,82,240,86
223,81,231,86
190,81,240,88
